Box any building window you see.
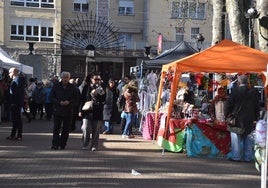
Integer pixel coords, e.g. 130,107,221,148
73,0,89,13
41,27,54,41
10,0,54,8
118,33,133,48
118,0,134,15
175,27,184,42
119,33,132,42
10,19,54,42
191,27,200,40
171,1,205,19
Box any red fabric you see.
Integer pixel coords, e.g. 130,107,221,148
165,118,189,143
193,120,230,155
142,112,165,140
157,118,230,155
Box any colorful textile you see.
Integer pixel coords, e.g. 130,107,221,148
186,123,230,157
157,118,188,152
142,112,165,140
186,124,220,157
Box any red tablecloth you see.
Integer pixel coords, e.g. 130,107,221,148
192,120,230,155
157,117,231,155
142,112,166,140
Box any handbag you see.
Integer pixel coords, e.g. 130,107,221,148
227,124,245,135
226,113,245,135
226,113,236,127
82,101,94,111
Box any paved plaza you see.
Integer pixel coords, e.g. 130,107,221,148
0,116,263,188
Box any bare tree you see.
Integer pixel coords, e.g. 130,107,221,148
211,0,225,45
225,0,251,45
257,0,268,52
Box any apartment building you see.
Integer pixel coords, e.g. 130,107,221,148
0,0,213,80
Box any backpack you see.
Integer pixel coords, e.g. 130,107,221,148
116,94,125,112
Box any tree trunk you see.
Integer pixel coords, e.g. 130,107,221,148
225,0,249,45
211,0,225,45
257,0,268,52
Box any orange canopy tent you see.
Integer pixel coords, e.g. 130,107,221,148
156,39,268,143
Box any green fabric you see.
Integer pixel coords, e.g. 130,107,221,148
157,129,185,152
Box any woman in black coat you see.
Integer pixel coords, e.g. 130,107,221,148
103,78,119,134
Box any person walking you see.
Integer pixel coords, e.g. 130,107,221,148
79,73,105,151
6,67,25,141
117,75,131,133
122,80,140,139
27,77,36,119
103,78,120,134
50,72,77,150
225,75,260,162
32,81,46,120
44,79,53,121
69,78,81,132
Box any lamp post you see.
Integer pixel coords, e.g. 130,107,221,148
28,42,35,55
245,8,259,48
196,33,205,52
144,46,151,58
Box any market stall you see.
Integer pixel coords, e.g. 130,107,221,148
155,39,268,156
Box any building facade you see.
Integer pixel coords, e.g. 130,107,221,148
0,0,213,81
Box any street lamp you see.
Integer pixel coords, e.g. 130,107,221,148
28,42,35,55
245,7,259,48
144,46,151,58
196,33,205,52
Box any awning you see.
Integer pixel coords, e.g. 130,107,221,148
0,47,33,75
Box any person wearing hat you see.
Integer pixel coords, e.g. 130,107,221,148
225,74,260,162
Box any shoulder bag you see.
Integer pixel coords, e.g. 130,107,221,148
226,90,248,135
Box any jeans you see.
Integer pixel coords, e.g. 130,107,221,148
230,132,254,161
104,121,113,133
122,112,135,136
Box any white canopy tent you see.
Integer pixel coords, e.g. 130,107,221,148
0,47,33,75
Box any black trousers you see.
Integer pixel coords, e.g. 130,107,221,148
52,115,72,148
10,104,23,137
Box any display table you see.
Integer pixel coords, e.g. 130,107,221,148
141,112,166,140
157,118,189,152
186,121,230,157
157,118,231,156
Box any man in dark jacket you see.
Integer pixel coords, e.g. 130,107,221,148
50,71,77,150
6,67,25,141
225,75,260,162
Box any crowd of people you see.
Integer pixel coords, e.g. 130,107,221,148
2,67,264,163
4,67,140,152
